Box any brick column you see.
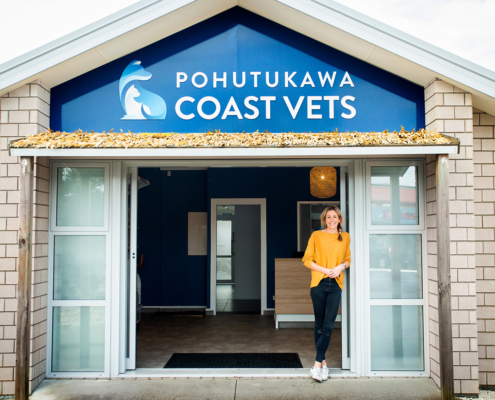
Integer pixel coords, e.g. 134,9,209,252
473,107,495,388
0,82,50,394
425,79,479,396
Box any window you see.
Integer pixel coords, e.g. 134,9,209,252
48,163,110,375
366,161,426,374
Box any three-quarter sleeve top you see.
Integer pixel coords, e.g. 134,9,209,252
302,231,351,290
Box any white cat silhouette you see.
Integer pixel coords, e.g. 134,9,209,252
123,85,151,120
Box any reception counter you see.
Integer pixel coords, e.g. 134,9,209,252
274,258,340,328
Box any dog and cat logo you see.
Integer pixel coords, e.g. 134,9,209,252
119,61,167,120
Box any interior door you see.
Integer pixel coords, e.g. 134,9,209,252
126,167,138,370
340,167,351,370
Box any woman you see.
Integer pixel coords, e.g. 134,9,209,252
302,205,351,382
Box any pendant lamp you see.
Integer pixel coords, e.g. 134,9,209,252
310,167,337,198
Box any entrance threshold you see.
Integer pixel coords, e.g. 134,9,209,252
119,368,356,379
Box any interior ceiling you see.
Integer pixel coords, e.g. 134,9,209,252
3,0,494,115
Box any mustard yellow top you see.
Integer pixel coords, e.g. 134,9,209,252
302,231,351,290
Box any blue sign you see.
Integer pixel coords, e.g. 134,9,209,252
51,7,425,133
119,61,167,120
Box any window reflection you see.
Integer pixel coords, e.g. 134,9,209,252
371,306,424,371
371,166,418,225
54,236,106,300
52,306,105,372
57,167,105,227
369,235,422,299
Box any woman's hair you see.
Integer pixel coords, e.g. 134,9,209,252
320,205,344,242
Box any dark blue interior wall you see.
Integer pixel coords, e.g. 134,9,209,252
207,167,340,309
137,167,340,308
137,169,208,306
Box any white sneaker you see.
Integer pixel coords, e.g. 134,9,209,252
310,367,323,382
321,365,329,380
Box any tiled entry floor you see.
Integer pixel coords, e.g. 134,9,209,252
136,313,341,369
216,284,261,313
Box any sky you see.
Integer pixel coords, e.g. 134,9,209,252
0,0,494,72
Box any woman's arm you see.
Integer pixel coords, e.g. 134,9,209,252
308,262,332,277
329,235,351,278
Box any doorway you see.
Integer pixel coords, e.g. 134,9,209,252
211,199,266,315
216,205,262,313
123,165,353,373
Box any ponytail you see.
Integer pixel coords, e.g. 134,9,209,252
338,222,343,242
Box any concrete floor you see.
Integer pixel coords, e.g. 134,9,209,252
31,378,442,400
136,313,341,368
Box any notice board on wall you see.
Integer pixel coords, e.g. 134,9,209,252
188,212,207,256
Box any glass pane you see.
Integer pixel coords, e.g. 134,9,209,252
57,167,105,227
370,235,422,299
371,166,418,225
217,220,232,256
217,258,232,280
54,236,106,300
52,306,105,372
299,203,332,250
217,205,235,216
371,306,424,371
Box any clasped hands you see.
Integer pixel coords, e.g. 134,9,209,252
325,264,345,279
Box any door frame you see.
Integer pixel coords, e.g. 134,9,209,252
115,159,357,377
210,199,267,315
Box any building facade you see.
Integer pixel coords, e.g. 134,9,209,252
0,0,494,397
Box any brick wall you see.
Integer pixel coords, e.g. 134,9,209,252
473,107,495,388
425,79,479,395
0,82,50,394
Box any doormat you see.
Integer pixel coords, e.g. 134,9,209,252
164,353,303,368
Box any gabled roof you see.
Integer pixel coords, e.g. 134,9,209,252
1,0,495,114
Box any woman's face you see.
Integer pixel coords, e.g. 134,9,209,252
325,210,340,230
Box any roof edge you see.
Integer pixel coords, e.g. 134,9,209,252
0,0,198,92
0,0,494,104
0,0,163,76
311,0,495,83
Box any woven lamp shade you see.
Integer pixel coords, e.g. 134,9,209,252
310,167,337,198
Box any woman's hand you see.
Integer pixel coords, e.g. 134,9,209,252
327,264,344,278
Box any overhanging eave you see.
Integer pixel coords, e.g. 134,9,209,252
9,145,459,159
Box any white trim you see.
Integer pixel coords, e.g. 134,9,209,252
352,159,365,376
46,161,112,379
340,168,350,370
118,163,129,374
10,145,459,158
110,161,122,377
280,0,495,97
210,198,267,315
2,0,495,103
118,368,358,378
126,168,138,370
363,159,429,378
0,0,197,91
275,314,342,329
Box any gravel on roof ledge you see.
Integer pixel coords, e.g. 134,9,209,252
9,129,457,149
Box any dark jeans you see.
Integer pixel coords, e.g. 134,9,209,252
310,277,342,363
